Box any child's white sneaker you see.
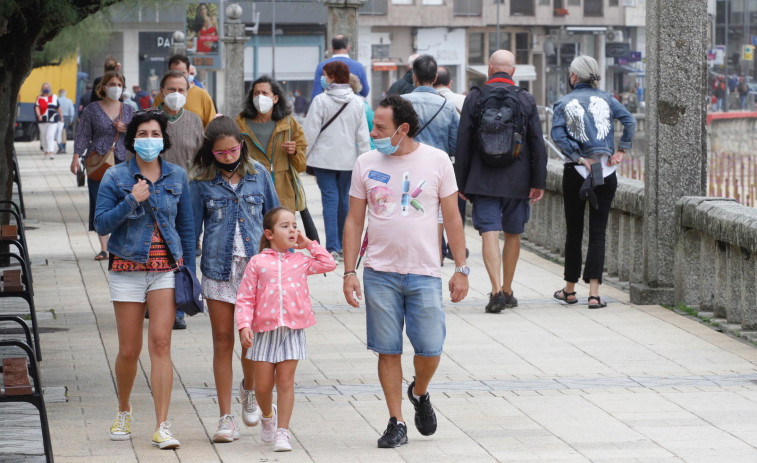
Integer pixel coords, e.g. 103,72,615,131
273,428,292,452
239,380,261,426
260,404,277,443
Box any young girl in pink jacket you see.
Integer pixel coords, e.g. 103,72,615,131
235,206,336,451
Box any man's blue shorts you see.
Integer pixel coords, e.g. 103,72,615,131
471,195,531,235
363,268,445,356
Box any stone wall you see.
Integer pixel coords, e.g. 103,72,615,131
675,197,757,331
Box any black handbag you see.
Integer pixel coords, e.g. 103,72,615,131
173,264,204,316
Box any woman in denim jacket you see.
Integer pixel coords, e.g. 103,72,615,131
190,116,279,443
550,55,636,309
94,110,195,449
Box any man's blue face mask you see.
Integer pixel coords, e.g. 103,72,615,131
373,127,403,155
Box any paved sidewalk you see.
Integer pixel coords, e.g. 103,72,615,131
3,141,757,462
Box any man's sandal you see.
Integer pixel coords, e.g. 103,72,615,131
553,288,578,304
588,296,607,309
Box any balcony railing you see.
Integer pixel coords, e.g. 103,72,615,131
360,0,388,15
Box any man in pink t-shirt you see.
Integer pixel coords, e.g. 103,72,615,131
343,95,469,449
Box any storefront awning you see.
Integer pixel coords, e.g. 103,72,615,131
372,62,398,71
467,64,537,81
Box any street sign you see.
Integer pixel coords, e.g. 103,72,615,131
752,36,757,46
626,51,642,62
606,43,630,58
743,44,755,61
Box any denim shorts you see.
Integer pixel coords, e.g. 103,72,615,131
471,196,531,235
109,270,175,302
363,267,445,356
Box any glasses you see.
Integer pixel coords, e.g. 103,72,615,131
135,109,163,116
212,142,243,158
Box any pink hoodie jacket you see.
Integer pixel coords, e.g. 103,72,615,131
235,241,336,333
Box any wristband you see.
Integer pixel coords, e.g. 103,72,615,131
343,271,357,279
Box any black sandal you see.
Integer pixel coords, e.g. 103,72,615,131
553,288,578,304
94,251,108,261
588,295,607,309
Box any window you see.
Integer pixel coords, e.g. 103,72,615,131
511,0,534,15
489,32,511,54
468,32,485,64
584,0,602,16
568,0,579,5
360,0,388,14
454,0,482,15
609,0,618,5
392,0,413,4
539,0,550,4
423,0,443,4
515,32,529,64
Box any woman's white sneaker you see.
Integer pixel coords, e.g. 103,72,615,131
273,428,292,452
212,414,240,443
239,380,261,426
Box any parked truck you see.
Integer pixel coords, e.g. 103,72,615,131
14,57,84,141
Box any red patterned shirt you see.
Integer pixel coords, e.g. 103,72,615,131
109,224,183,272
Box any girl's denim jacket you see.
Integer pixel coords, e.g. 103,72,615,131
551,83,636,162
191,161,279,281
94,158,196,274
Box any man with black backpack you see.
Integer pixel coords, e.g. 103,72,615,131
454,50,547,314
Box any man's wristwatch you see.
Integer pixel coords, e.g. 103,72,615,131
454,266,470,276
576,156,585,165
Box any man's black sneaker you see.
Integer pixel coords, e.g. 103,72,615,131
407,380,437,436
502,291,518,309
377,417,408,448
485,291,504,313
173,316,187,330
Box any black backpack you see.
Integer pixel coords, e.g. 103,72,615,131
472,84,524,167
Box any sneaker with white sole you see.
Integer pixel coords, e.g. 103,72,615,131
260,405,277,443
109,410,133,441
239,380,261,426
273,427,292,452
212,414,240,443
152,421,180,449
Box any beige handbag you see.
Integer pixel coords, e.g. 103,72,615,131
85,104,122,181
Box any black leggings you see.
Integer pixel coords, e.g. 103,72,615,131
562,166,617,284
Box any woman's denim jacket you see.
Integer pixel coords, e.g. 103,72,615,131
94,158,196,274
191,161,279,281
551,83,636,162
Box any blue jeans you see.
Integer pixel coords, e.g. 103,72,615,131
313,167,351,253
363,268,445,356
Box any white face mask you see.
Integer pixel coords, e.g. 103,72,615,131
187,74,195,84
253,95,274,114
164,92,187,111
106,86,123,101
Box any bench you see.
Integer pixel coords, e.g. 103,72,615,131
0,316,52,462
11,150,27,218
0,252,41,361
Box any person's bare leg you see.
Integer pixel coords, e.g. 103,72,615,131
253,362,276,417
378,354,404,422
481,231,502,293
273,360,298,429
113,302,146,413
501,233,520,295
145,288,176,428
409,355,440,396
98,234,109,254
207,299,235,416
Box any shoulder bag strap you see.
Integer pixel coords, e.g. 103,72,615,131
416,98,446,137
110,103,123,148
319,102,349,134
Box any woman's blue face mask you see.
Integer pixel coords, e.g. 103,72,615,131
373,127,403,155
134,137,164,162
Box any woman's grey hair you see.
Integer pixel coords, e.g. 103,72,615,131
570,55,601,88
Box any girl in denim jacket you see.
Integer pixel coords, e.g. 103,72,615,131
190,116,279,443
236,207,336,451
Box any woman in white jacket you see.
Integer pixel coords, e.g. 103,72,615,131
304,60,371,261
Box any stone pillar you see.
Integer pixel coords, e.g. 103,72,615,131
629,0,709,305
323,0,366,60
222,3,246,117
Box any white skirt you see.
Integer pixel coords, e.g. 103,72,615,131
202,255,248,304
247,326,308,363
